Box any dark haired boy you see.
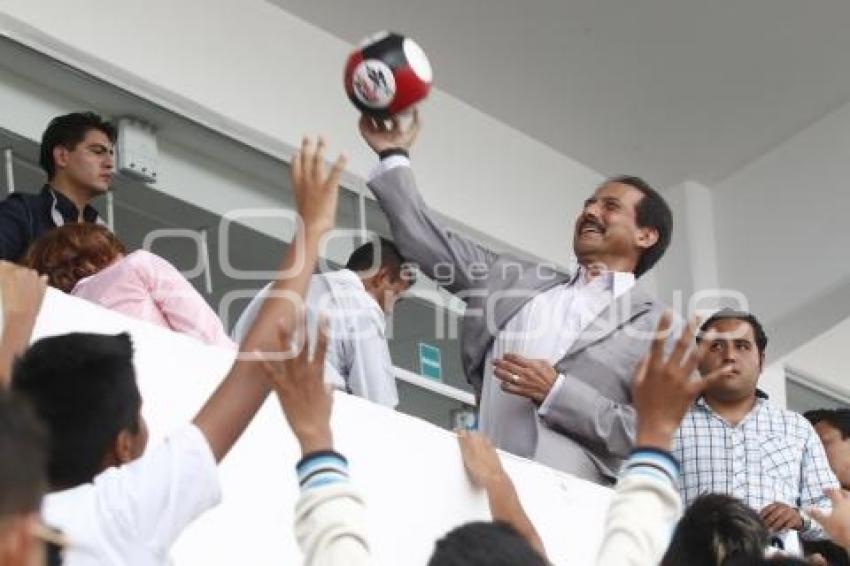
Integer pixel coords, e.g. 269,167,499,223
0,112,117,262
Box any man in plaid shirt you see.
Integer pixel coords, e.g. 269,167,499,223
671,309,838,547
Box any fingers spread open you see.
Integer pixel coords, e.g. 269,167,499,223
632,355,649,388
312,317,330,368
649,311,672,366
301,136,314,180
325,153,348,190
669,316,696,368
313,136,326,179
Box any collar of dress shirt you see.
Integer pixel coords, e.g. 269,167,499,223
695,388,770,417
43,184,101,226
326,268,385,315
573,265,636,298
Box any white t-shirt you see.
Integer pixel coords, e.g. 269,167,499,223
43,424,221,565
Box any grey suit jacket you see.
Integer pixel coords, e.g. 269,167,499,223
368,165,667,484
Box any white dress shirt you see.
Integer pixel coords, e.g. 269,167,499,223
479,268,635,457
233,270,398,408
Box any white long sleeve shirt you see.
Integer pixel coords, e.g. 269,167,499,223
232,270,398,408
596,448,682,566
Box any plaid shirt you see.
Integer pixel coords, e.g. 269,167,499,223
671,392,838,540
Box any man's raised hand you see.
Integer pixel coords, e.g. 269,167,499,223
358,109,421,155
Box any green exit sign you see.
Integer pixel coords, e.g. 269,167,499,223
418,342,442,382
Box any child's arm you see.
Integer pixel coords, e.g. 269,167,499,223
0,262,47,387
193,137,346,462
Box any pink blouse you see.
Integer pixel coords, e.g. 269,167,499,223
71,250,235,349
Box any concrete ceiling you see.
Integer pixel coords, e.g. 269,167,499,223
268,0,850,188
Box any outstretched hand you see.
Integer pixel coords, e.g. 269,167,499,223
358,109,421,155
809,489,850,548
258,318,333,456
0,261,47,323
632,313,729,450
0,262,48,387
457,429,506,488
291,136,346,237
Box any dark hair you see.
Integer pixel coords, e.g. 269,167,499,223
346,237,410,282
805,408,850,438
428,521,547,566
39,111,117,180
697,308,769,356
0,392,48,518
608,175,673,277
23,223,126,293
12,332,141,489
661,494,768,566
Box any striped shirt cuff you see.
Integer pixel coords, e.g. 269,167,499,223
296,450,350,490
622,447,680,488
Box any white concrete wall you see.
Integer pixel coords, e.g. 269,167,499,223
785,316,850,401
713,98,850,355
0,0,602,265
19,288,612,565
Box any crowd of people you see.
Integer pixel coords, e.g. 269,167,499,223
0,110,848,565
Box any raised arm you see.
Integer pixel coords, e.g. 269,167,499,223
457,430,547,559
596,315,724,566
261,313,370,565
360,112,497,295
0,262,47,387
192,137,346,462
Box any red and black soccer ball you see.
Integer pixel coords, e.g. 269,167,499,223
344,32,433,119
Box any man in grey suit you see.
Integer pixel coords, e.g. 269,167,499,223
358,111,674,485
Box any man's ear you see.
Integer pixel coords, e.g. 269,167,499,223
52,145,70,172
635,226,659,250
375,265,393,285
112,429,136,465
758,352,765,373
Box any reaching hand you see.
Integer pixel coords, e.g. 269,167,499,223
291,136,346,237
358,109,421,155
0,262,48,386
258,317,333,455
809,489,850,548
632,312,728,451
0,261,47,323
457,429,547,559
457,429,506,488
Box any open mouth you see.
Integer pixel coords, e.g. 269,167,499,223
578,220,605,236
